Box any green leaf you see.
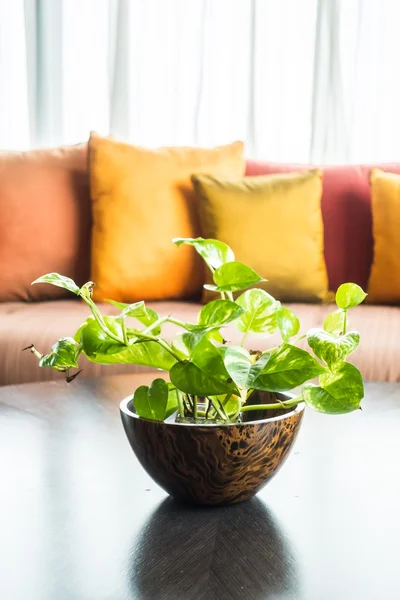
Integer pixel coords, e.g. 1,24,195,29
106,300,161,334
235,289,278,334
276,306,300,342
74,321,88,344
166,384,180,418
172,333,191,359
191,337,239,393
302,363,364,414
106,299,147,318
79,318,176,370
324,309,346,337
253,344,326,392
86,340,177,369
207,329,225,344
336,283,367,309
222,395,241,417
198,299,245,327
32,273,80,295
170,361,237,396
96,341,176,370
221,346,270,389
178,325,222,356
205,262,265,293
80,317,126,356
39,337,79,370
133,378,169,421
307,328,360,371
173,237,235,271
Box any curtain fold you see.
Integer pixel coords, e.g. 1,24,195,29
1,0,400,163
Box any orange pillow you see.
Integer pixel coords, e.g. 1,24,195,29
0,144,90,301
368,168,400,303
89,134,245,302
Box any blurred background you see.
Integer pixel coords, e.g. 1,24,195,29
1,0,400,162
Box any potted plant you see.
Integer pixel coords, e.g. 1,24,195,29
27,238,366,505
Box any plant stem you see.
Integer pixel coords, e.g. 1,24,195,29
129,329,181,361
193,396,198,420
241,331,249,347
343,310,348,335
217,398,229,420
241,396,303,412
166,316,191,330
222,393,232,407
205,397,211,418
23,345,43,360
208,397,228,421
226,291,234,301
121,319,128,345
80,296,125,344
141,316,168,335
176,390,185,419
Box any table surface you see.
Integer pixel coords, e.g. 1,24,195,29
1,374,400,600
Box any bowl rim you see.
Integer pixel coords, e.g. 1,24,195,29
120,394,305,428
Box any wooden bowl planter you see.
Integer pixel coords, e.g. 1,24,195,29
120,391,304,506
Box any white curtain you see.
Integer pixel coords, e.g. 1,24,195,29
1,0,400,163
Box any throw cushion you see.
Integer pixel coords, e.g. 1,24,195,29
246,160,400,292
89,133,245,302
368,169,400,303
192,169,330,302
0,144,90,302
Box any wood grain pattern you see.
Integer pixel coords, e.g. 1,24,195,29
130,496,298,599
121,392,304,505
2,375,400,599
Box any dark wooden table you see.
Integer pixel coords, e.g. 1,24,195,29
1,374,400,600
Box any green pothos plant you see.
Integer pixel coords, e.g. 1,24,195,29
26,238,366,423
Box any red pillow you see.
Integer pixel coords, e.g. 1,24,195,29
246,161,400,292
0,144,91,301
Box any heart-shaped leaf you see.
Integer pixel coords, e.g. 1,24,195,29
173,237,234,270
80,317,126,355
221,346,270,389
170,361,237,396
336,283,367,309
80,317,126,356
205,262,265,293
302,363,364,414
307,328,360,371
253,344,325,392
133,378,169,421
39,337,79,369
191,337,238,393
198,299,245,327
220,346,252,388
324,309,346,337
32,273,80,295
79,318,176,370
276,306,300,342
235,289,278,334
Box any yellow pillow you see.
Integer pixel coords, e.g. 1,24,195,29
368,169,400,303
89,133,245,302
192,169,329,302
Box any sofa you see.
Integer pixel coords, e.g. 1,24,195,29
1,144,399,386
